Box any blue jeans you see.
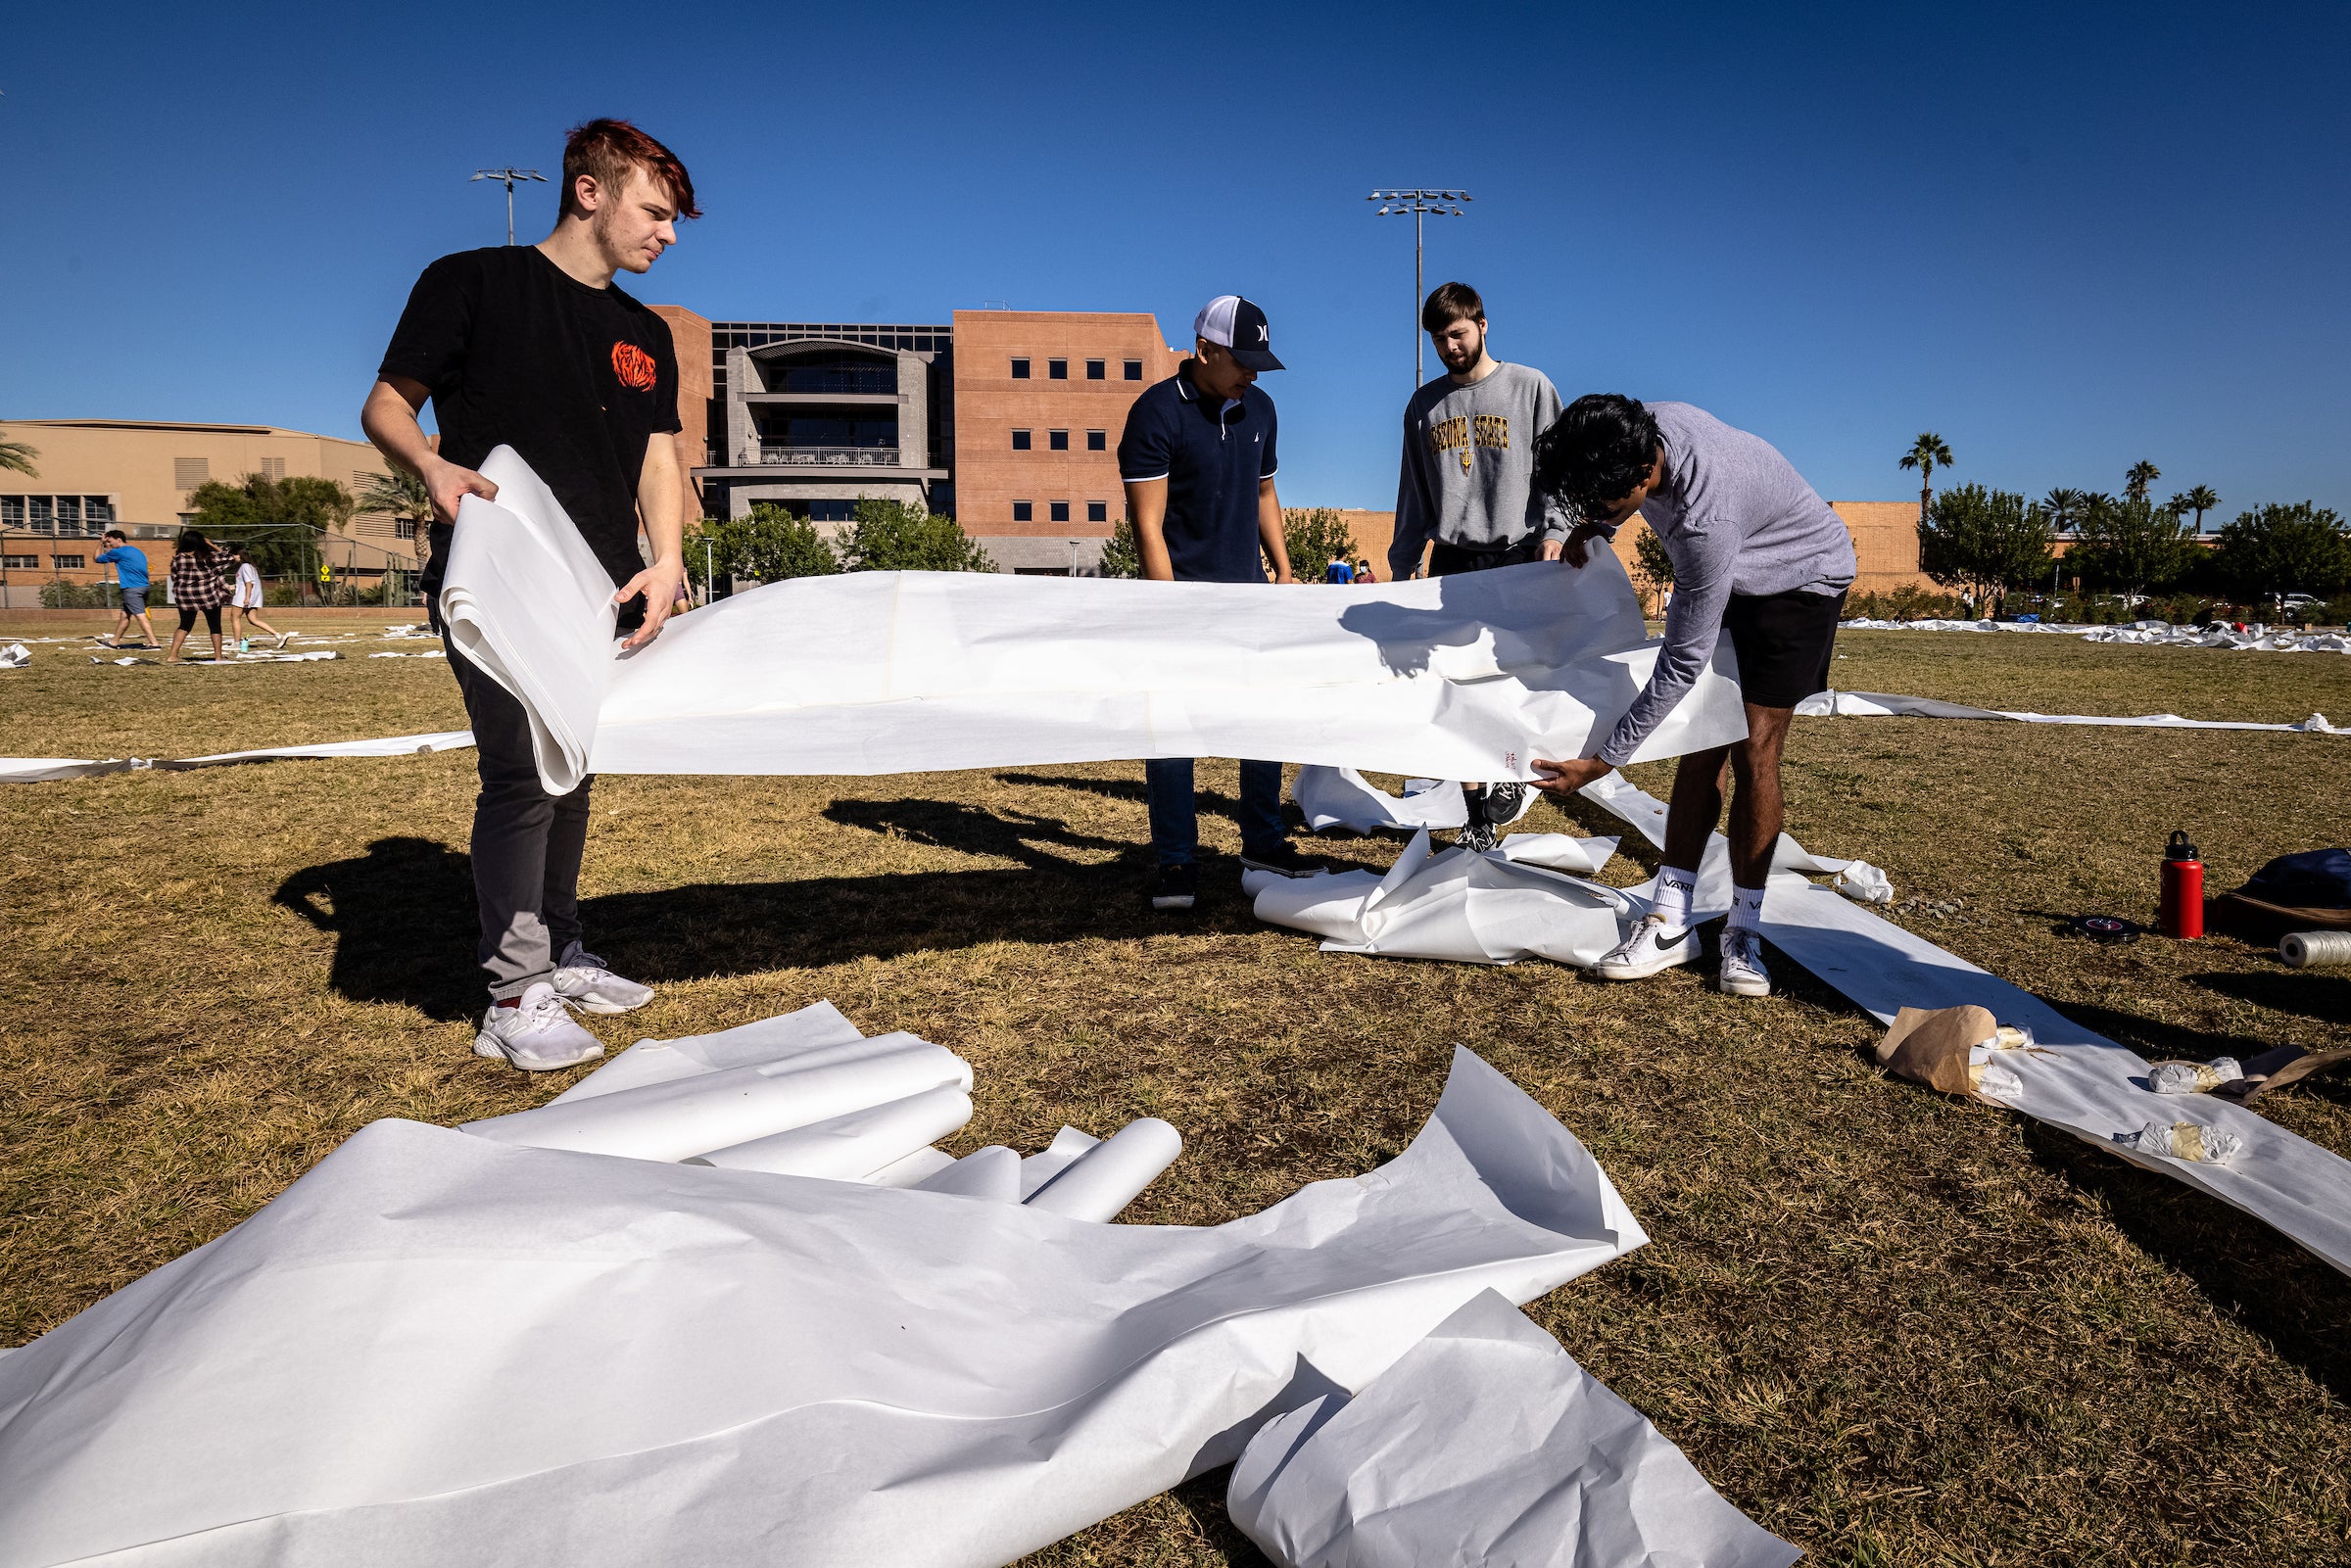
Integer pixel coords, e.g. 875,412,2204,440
1145,758,1288,867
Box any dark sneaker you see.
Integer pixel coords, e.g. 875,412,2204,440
1484,781,1527,826
1457,818,1500,854
1239,841,1329,879
1150,863,1200,911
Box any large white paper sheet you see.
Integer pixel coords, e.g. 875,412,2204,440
0,1047,1644,1568
0,732,477,784
437,449,1749,795
1798,689,2341,735
1228,1289,1799,1568
1577,774,2351,1277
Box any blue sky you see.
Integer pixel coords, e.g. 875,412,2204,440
5,1,2345,518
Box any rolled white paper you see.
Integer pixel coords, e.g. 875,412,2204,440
1024,1118,1183,1221
683,1086,973,1180
1017,1126,1101,1199
461,1043,972,1162
914,1145,1024,1202
758,1030,974,1091
864,1147,956,1188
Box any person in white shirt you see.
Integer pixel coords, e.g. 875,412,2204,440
220,546,288,651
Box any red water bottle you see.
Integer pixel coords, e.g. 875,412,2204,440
2160,831,2203,939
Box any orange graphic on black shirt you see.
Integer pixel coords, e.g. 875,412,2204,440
611,342,657,391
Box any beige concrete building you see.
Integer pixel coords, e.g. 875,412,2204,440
0,418,418,606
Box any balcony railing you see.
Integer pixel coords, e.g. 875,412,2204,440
752,445,902,467
774,369,897,396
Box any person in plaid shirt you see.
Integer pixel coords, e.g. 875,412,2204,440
165,531,230,665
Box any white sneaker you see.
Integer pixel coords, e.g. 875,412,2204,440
475,981,605,1070
1718,927,1772,997
552,954,654,1015
1592,916,1698,980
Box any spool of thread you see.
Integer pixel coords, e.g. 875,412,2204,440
2280,930,2351,969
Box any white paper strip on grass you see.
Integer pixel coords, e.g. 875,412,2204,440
550,999,868,1105
0,758,142,783
683,1085,974,1180
1843,617,2351,653
461,1041,972,1163
1578,773,2351,1277
1023,1118,1183,1221
0,1047,1643,1568
1228,1289,1799,1568
160,731,478,768
1797,689,2342,735
1245,830,1638,968
1019,1126,1102,1197
438,448,1750,797
916,1144,1026,1201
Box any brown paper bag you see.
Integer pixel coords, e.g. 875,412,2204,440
1876,1005,2001,1100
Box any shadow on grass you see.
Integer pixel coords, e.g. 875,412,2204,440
822,796,1129,868
2019,1119,2351,1404
2186,969,2351,1031
276,824,1270,1022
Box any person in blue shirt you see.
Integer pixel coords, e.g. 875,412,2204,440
94,530,158,647
1323,553,1354,584
1116,294,1324,911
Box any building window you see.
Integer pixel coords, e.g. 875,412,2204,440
1086,429,1107,451
395,520,418,540
1050,501,1071,523
1011,428,1032,451
1048,430,1070,451
1085,358,1105,380
0,498,19,526
1124,358,1143,380
58,497,81,528
1,553,36,569
28,497,54,533
262,456,286,481
173,456,209,489
53,554,85,569
84,496,114,524
1048,358,1068,380
1010,357,1031,379
808,499,856,523
1012,500,1033,523
1087,500,1108,523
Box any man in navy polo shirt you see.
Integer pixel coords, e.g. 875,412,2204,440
1117,295,1323,911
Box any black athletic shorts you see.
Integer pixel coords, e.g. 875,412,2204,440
1723,587,1847,709
1428,536,1546,575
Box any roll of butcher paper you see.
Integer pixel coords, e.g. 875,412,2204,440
683,1086,973,1180
914,1145,1025,1203
1024,1118,1183,1222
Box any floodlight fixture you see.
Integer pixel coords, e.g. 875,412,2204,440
471,167,549,246
1367,187,1473,387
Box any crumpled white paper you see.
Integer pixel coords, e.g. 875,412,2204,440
0,642,29,669
1577,773,2351,1278
0,1047,1645,1568
441,448,1750,795
1228,1289,1799,1568
1798,688,2341,736
1289,768,1545,834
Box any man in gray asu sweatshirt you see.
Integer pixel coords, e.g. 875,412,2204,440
1525,394,1856,999
1390,282,1576,848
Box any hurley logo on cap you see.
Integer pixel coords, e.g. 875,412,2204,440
1193,295,1286,372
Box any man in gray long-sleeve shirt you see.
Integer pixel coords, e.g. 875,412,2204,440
1526,395,1856,999
1392,282,1576,848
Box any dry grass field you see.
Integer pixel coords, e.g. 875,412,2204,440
2,615,2348,1566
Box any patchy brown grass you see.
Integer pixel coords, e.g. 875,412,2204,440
1,623,2347,1566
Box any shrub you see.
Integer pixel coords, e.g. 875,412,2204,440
1845,585,1966,622
38,581,113,609
837,498,994,573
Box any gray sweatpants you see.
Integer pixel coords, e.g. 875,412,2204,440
447,640,592,1001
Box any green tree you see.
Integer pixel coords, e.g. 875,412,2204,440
837,497,995,573
1282,507,1359,581
2070,493,2197,600
689,502,842,588
1918,485,2054,611
1897,432,1954,530
1631,523,1675,616
187,473,357,579
2039,487,2086,534
2178,485,2221,533
1096,515,1142,579
2211,501,2351,602
0,439,38,478
2124,460,2161,503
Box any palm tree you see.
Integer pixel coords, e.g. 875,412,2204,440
0,439,38,478
352,467,434,527
2124,460,2160,503
1898,433,1954,529
2040,487,2085,534
2181,484,2220,534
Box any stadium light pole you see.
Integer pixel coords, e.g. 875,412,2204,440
471,167,548,246
1367,189,1470,389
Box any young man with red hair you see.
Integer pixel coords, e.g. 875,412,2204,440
360,119,697,1070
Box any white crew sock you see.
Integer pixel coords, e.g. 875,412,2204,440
1651,867,1700,933
1727,884,1767,932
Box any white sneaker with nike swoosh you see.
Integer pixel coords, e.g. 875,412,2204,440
1591,916,1698,980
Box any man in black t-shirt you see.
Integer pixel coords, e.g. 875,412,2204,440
361,119,697,1071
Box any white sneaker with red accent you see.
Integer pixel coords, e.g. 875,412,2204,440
475,981,605,1070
